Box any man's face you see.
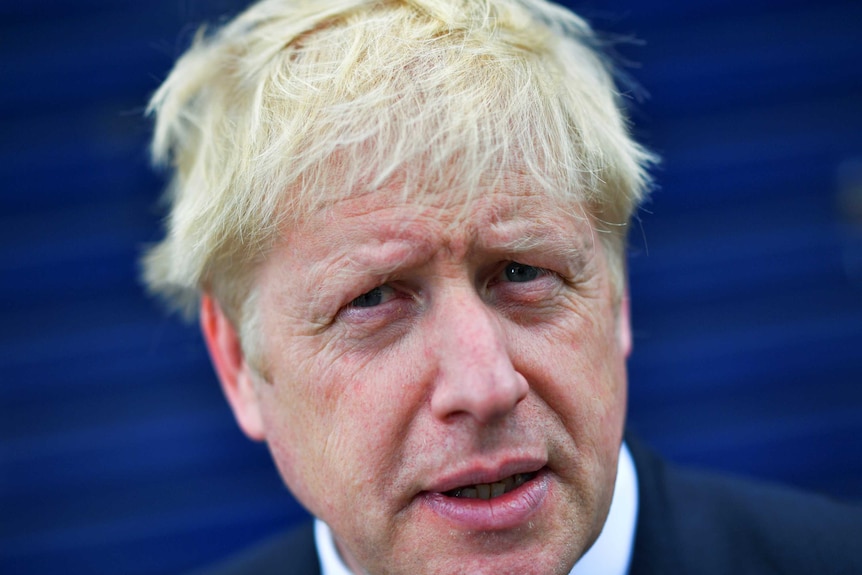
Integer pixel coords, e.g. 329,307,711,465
210,178,631,575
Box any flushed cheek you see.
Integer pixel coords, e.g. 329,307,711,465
513,312,626,471
263,354,421,519
262,403,388,526
518,317,622,395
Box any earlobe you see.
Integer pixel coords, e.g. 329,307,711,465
200,294,266,441
617,289,633,359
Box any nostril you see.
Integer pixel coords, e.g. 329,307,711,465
431,368,527,424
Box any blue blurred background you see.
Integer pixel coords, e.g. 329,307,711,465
1,0,861,573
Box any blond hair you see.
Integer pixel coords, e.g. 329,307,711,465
143,0,655,344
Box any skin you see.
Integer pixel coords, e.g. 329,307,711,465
202,179,632,575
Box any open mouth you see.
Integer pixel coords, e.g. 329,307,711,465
443,472,536,500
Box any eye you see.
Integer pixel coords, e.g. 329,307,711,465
503,262,542,283
349,285,397,308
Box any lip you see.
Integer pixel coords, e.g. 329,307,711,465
424,458,546,494
419,459,550,531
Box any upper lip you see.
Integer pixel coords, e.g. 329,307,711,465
422,456,547,494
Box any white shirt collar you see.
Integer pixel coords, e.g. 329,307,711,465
571,441,639,575
315,442,639,575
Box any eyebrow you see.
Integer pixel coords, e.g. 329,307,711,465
309,237,437,301
341,238,436,277
483,217,594,268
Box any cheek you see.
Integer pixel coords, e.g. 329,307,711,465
257,338,426,519
515,300,627,442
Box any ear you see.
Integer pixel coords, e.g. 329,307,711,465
617,287,633,359
200,294,266,441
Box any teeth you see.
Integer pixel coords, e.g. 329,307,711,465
445,473,535,500
490,482,506,498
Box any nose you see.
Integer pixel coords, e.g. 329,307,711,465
429,290,529,424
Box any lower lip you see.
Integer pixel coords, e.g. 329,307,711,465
420,470,550,531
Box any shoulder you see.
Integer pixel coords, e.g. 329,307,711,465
188,522,320,575
627,436,862,575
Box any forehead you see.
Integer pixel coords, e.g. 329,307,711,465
280,145,590,229
289,171,592,250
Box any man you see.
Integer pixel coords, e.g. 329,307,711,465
143,0,861,573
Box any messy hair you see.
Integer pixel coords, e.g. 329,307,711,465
143,0,655,348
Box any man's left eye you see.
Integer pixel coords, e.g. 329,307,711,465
503,262,542,283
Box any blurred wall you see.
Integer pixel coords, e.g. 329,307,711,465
1,0,860,573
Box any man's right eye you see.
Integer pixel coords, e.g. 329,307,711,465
349,285,396,308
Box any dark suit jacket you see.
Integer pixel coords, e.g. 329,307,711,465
626,436,861,575
194,438,862,575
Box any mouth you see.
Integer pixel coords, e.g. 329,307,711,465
443,472,537,500
421,467,549,530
